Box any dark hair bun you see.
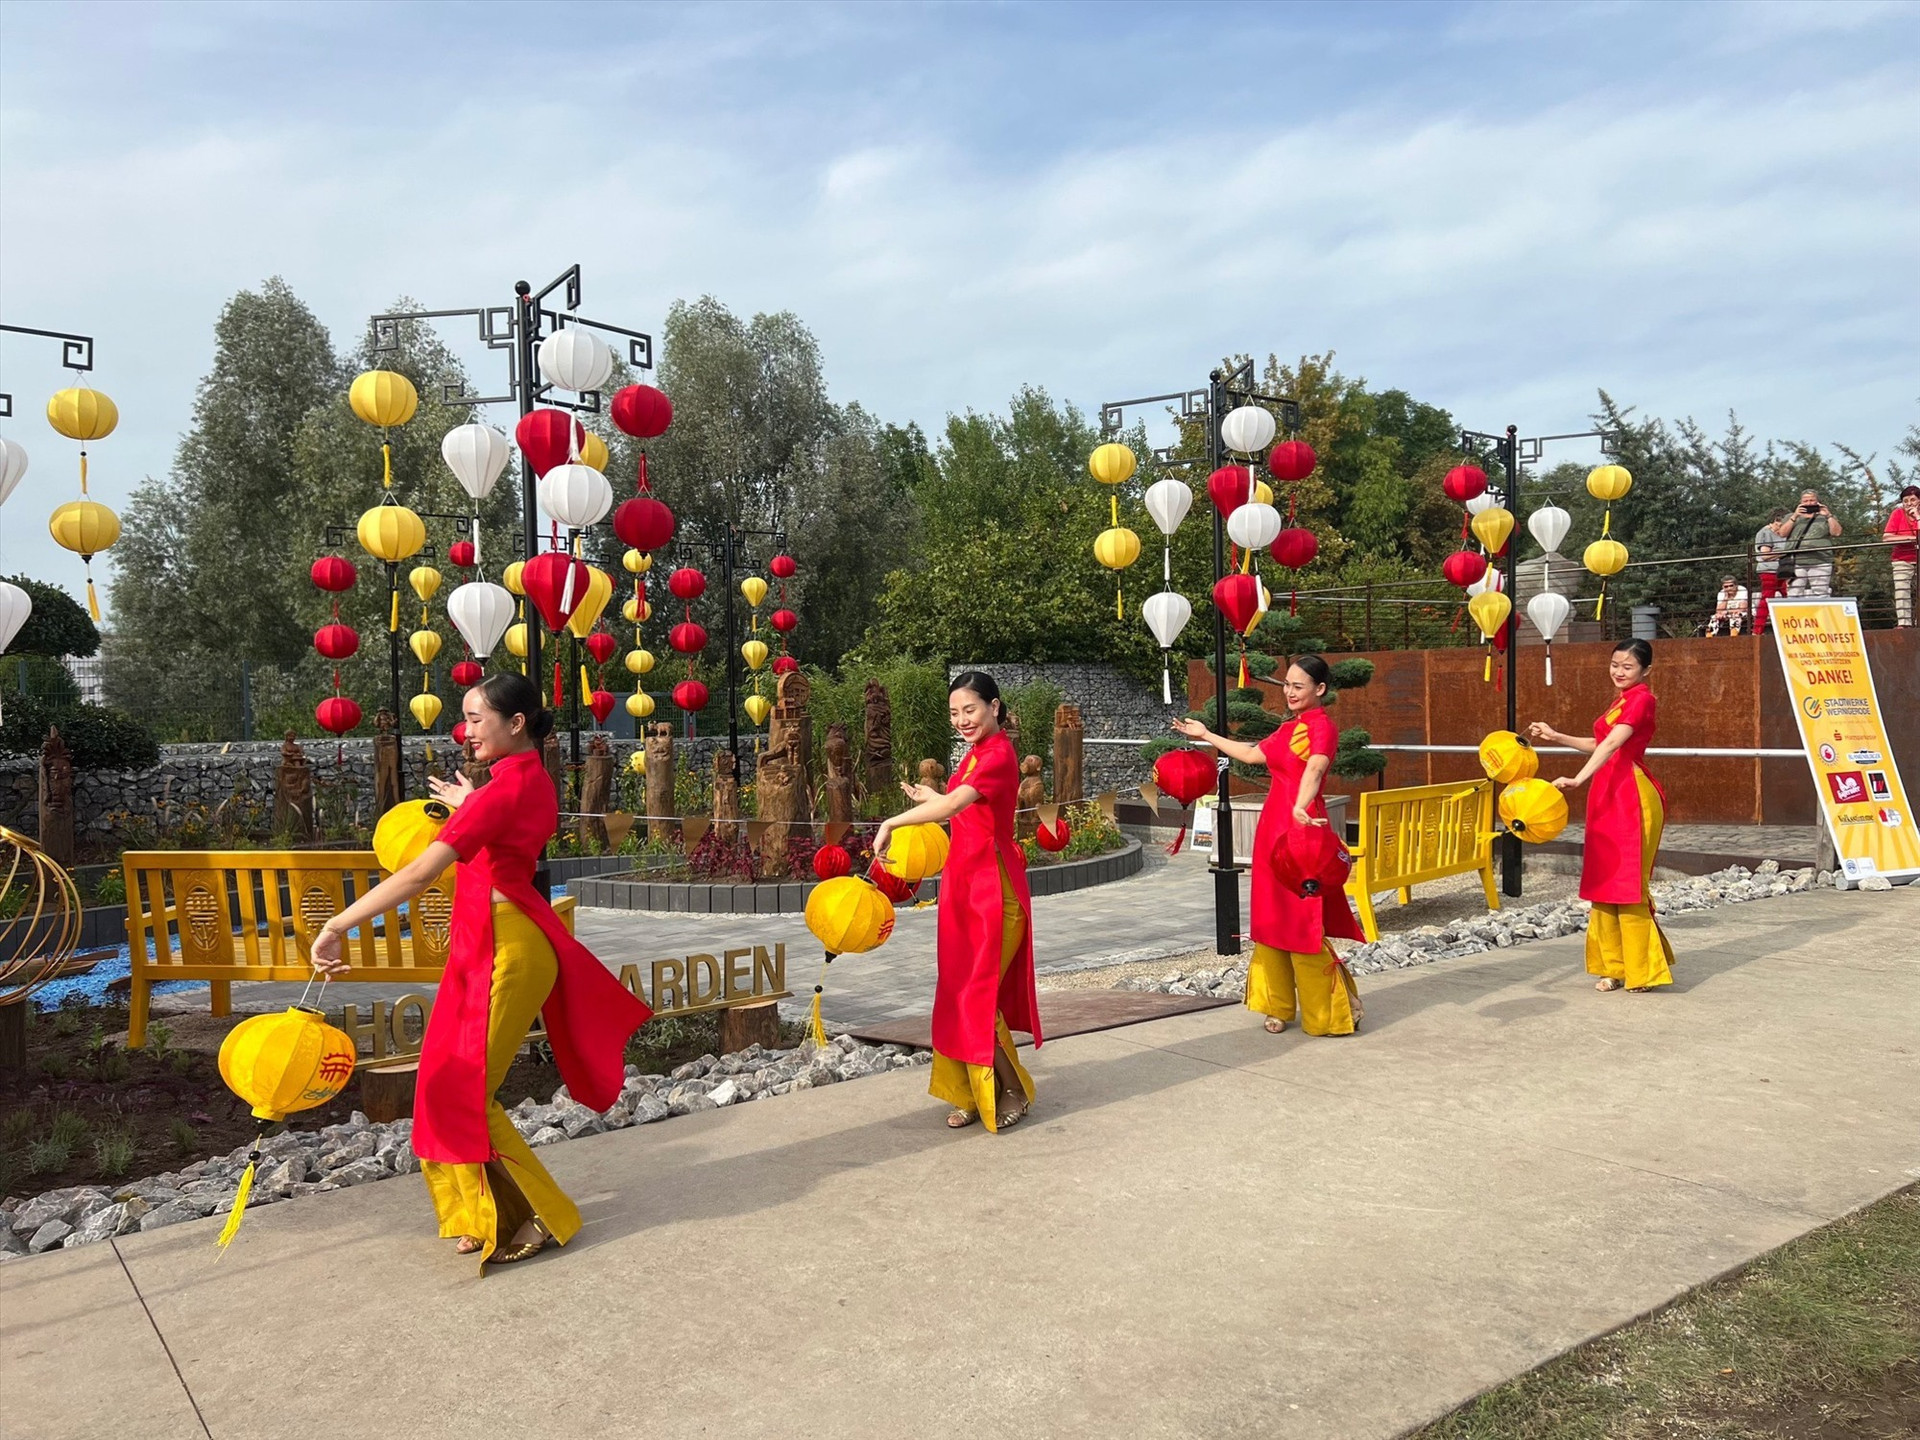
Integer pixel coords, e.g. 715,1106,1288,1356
530,709,555,741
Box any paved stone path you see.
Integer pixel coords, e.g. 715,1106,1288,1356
15,884,1917,1440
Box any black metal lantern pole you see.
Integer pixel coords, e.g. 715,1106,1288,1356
1459,423,1622,899
684,520,789,766
1101,360,1300,957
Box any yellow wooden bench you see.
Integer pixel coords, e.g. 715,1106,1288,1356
122,850,575,1049
1342,779,1499,942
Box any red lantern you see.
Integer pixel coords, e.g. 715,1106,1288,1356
1034,818,1071,853
1270,528,1318,570
587,689,617,725
515,408,582,478
310,556,357,593
316,696,362,736
1492,619,1512,654
1442,550,1489,588
812,844,852,881
672,679,710,712
451,660,483,687
584,632,617,665
771,655,799,675
313,623,359,661
452,720,469,746
1271,822,1350,899
669,621,708,654
769,554,797,580
521,552,592,631
667,567,706,602
612,496,676,551
1267,440,1317,482
1443,464,1488,503
868,862,918,904
1211,573,1262,635
1207,464,1253,517
610,384,673,439
447,540,477,569
1153,749,1215,807
769,608,798,634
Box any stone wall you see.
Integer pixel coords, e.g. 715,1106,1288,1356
947,662,1165,798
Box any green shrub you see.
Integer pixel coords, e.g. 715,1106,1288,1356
0,696,159,769
88,871,127,907
1334,726,1388,782
92,1126,136,1180
1328,657,1376,691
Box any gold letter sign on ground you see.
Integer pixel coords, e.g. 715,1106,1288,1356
1770,599,1920,886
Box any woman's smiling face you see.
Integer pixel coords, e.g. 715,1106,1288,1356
950,687,995,745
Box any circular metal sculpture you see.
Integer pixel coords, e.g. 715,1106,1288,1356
0,826,85,1020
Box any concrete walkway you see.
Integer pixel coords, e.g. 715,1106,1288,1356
9,885,1916,1440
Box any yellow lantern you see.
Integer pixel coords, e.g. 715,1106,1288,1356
805,876,896,955
46,387,119,442
626,690,655,719
1478,730,1539,785
373,797,453,874
505,622,529,658
1469,505,1515,556
348,370,419,430
565,566,614,637
743,694,771,726
623,595,652,624
1586,464,1633,502
1253,479,1274,506
622,548,652,576
1584,538,1628,576
408,565,442,603
740,576,768,608
1467,589,1511,640
1088,442,1138,487
503,560,526,596
626,648,655,675
580,431,610,471
48,500,121,619
1498,778,1570,844
409,629,442,665
1093,526,1141,570
357,501,426,563
408,692,443,731
627,748,646,774
218,1007,357,1124
884,822,951,883
741,639,769,671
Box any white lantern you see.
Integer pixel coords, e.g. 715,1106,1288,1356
1219,405,1276,456
0,438,27,507
0,580,31,652
1143,478,1193,537
1465,491,1498,516
1142,590,1193,704
538,463,613,529
1226,501,1282,552
446,582,516,660
1527,590,1573,686
441,424,512,501
1528,504,1571,556
1466,568,1506,597
537,328,614,393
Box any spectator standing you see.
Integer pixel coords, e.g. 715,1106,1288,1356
1707,576,1749,635
1752,508,1789,631
1884,485,1918,627
1783,490,1841,598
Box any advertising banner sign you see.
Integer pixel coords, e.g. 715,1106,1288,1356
1770,599,1920,886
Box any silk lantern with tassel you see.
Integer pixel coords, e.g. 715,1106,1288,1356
45,385,122,619
348,370,419,492
1583,463,1633,620
1498,777,1570,844
1269,527,1317,615
441,422,511,571
1152,748,1217,855
1468,590,1512,685
1089,442,1142,619
1527,591,1572,685
1143,591,1192,705
802,875,897,1047
538,328,615,394
1470,505,1514,560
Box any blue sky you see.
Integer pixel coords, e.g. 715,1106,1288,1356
2,0,1916,612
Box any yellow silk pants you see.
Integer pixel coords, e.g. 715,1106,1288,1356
929,859,1035,1132
1247,942,1362,1036
421,903,583,1266
1585,767,1676,991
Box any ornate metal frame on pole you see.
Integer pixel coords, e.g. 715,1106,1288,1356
366,265,655,782
0,324,96,419
1102,359,1301,956
1459,424,1622,898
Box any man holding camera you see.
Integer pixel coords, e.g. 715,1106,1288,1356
1783,490,1842,598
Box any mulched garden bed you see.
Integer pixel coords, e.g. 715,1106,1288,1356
0,998,799,1201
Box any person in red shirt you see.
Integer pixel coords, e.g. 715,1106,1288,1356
1885,485,1919,627
1174,654,1365,1036
312,674,650,1267
1528,639,1675,993
874,672,1041,1132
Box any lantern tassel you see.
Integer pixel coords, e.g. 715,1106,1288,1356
1162,663,1172,706
85,572,101,621
1596,583,1608,622
552,663,564,709
79,450,89,493
809,955,835,1049
381,441,393,490
1545,647,1555,687
580,664,592,704
1115,585,1124,622
1289,587,1299,617
1166,824,1188,858
389,588,399,633
214,1140,261,1253
1483,653,1492,684
1238,652,1249,690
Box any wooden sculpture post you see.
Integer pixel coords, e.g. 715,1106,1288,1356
712,748,742,845
644,723,677,845
37,728,75,867
861,680,894,800
271,731,316,840
1052,704,1084,805
579,734,614,850
822,722,855,825
1016,755,1045,841
766,670,814,808
372,709,404,817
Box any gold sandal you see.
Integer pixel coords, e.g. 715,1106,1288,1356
455,1236,483,1255
946,1108,978,1129
1594,978,1624,992
1263,1017,1288,1034
486,1222,550,1265
994,1096,1030,1130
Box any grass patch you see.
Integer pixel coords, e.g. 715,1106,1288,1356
1410,1185,1920,1439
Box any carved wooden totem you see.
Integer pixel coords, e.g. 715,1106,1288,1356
271,731,316,840
1015,754,1045,841
37,727,75,867
579,734,614,850
372,709,403,817
1052,703,1084,805
861,680,894,799
822,722,854,825
712,748,742,845
644,723,677,844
